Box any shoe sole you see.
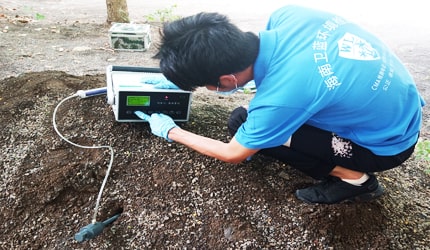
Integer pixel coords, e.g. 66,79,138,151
295,184,385,204
345,184,385,203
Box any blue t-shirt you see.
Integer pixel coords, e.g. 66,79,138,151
235,5,425,155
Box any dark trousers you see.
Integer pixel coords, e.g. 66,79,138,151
228,107,416,179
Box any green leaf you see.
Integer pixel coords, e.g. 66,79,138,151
35,13,45,20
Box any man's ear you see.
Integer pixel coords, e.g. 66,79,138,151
218,74,237,87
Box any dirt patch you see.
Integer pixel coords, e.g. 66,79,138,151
1,5,429,249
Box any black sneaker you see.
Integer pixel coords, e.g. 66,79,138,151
295,174,384,204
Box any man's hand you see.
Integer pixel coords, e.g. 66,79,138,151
140,77,179,89
135,111,178,142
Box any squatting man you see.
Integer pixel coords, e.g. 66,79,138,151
135,5,425,204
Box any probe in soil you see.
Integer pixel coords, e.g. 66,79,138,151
74,213,121,242
52,88,118,242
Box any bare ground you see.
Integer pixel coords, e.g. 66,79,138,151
1,4,429,250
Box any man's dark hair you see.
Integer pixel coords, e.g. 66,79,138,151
154,12,259,91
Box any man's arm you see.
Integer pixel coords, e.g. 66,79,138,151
134,111,257,163
168,127,259,163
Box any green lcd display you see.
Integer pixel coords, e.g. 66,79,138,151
127,96,150,106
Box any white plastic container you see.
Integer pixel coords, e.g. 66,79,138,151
109,23,151,51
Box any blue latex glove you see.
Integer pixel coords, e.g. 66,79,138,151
135,111,178,142
140,76,179,89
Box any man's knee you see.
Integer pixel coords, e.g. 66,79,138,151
227,106,248,136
